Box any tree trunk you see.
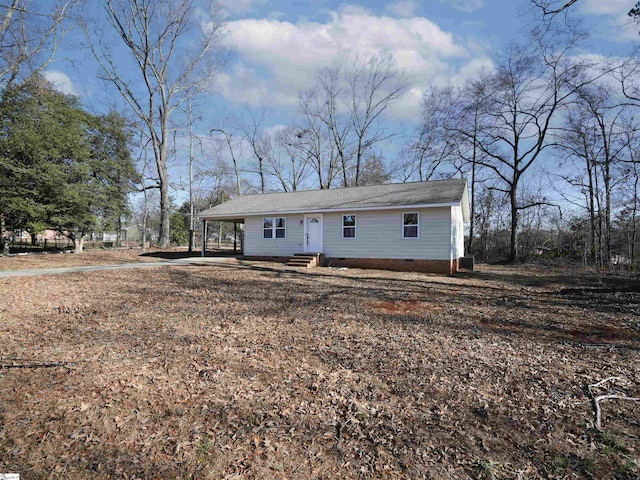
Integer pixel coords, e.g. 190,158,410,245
259,156,265,194
187,100,196,253
354,139,363,186
73,236,84,254
157,137,170,248
0,214,7,254
341,155,348,187
508,186,519,263
466,110,478,255
467,159,476,255
116,214,122,247
586,157,597,265
631,175,638,271
141,187,148,254
604,164,612,266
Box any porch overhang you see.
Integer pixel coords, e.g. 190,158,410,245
198,215,245,223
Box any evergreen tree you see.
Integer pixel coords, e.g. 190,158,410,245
0,77,137,252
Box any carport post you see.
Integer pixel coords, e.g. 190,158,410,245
201,219,207,257
234,222,237,252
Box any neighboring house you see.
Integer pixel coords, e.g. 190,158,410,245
197,178,470,274
100,232,118,243
8,229,67,244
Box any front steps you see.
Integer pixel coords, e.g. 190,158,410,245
286,253,322,268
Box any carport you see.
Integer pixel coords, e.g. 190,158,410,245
199,216,245,256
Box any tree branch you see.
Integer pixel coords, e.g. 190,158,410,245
588,377,640,431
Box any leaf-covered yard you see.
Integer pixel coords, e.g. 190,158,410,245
0,258,638,478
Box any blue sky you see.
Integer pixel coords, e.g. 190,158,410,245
40,0,640,199
45,0,638,118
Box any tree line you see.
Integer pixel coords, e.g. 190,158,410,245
1,0,639,268
399,18,640,268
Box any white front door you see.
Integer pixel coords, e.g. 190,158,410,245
304,214,323,253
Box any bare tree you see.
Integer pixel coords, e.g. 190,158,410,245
447,79,492,255
300,61,353,187
555,79,638,266
299,53,405,187
262,126,311,192
530,0,580,17
0,0,76,87
556,104,602,264
406,85,458,182
210,128,242,196
240,110,268,193
460,27,590,262
181,94,200,252
83,0,224,248
297,97,339,189
533,0,640,24
617,131,640,269
411,78,492,256
348,55,407,185
613,49,640,106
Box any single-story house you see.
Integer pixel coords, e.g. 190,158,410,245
197,178,470,274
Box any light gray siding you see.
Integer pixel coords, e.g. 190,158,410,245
244,215,305,256
451,206,465,259
322,207,452,260
242,207,456,260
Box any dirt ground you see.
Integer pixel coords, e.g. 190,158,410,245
0,253,638,479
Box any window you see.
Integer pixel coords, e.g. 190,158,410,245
403,212,419,238
263,217,286,239
263,218,273,239
275,217,286,238
342,214,356,238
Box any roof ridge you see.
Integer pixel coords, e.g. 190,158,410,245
233,178,466,199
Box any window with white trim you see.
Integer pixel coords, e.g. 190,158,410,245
263,218,273,238
403,212,419,238
275,217,286,238
263,217,286,239
342,214,356,238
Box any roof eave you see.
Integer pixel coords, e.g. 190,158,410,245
198,201,462,220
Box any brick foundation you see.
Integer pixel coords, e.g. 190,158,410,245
325,257,456,275
242,256,457,274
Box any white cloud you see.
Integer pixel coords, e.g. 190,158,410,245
451,56,495,83
613,21,639,41
438,0,485,13
580,0,630,15
43,70,78,96
385,0,418,18
215,62,300,107
213,5,491,120
576,0,639,42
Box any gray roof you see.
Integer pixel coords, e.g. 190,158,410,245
198,178,469,220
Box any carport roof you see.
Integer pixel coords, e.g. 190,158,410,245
197,178,469,221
